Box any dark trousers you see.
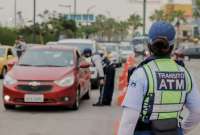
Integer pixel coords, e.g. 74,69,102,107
102,65,115,105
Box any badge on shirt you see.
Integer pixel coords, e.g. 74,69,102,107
130,81,136,87
156,72,186,91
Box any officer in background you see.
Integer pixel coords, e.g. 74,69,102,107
82,48,105,105
118,21,200,135
15,35,26,58
101,50,116,106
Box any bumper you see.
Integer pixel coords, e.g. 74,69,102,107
3,83,77,107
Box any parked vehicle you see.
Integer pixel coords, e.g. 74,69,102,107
101,42,122,67
0,46,16,78
132,36,148,56
119,42,134,63
3,46,91,110
57,39,99,89
183,47,200,60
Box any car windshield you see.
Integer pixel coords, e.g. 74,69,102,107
19,49,74,67
58,43,94,52
119,46,132,51
0,48,6,57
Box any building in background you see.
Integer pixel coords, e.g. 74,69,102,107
163,2,193,40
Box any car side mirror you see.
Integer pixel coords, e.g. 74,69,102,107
79,62,90,68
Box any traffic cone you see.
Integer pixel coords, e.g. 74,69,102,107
118,73,126,91
117,87,127,106
114,119,120,135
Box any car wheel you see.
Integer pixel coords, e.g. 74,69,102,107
72,90,80,110
4,104,15,110
1,67,7,78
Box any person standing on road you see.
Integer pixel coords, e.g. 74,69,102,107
100,50,116,106
118,21,200,135
15,35,26,58
82,48,105,105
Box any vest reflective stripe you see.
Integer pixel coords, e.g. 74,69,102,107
141,59,192,121
152,104,184,113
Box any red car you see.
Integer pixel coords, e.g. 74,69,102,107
3,46,91,110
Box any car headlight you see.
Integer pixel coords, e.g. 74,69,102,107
3,75,17,85
54,74,75,87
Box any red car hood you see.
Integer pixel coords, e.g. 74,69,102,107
10,66,74,81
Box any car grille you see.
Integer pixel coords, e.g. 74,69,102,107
17,85,52,93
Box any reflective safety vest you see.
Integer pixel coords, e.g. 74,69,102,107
141,59,192,122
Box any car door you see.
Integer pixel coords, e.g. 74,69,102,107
79,56,90,96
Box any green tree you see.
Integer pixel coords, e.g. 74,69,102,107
150,10,165,21
193,0,200,18
128,14,143,36
150,9,186,23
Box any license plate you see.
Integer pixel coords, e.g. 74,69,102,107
24,94,44,103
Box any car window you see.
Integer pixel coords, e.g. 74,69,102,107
0,48,6,57
19,49,74,67
7,48,13,56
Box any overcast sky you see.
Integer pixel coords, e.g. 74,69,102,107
0,0,192,28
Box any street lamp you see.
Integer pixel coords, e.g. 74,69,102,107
14,0,17,27
143,0,147,35
33,0,36,43
74,0,77,18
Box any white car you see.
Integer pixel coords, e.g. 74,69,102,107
57,39,99,89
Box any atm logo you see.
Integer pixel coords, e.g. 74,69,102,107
156,72,186,91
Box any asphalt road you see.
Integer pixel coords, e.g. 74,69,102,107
0,60,200,135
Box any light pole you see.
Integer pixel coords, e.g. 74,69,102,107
14,0,17,27
33,0,36,43
143,0,147,35
74,0,77,18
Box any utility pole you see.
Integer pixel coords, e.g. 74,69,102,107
74,0,77,18
14,0,17,27
33,0,36,43
143,0,147,35
74,0,77,37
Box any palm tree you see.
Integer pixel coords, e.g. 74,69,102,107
128,14,143,36
150,10,166,21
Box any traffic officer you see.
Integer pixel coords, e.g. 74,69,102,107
15,35,26,58
101,50,116,106
118,21,200,135
82,48,105,105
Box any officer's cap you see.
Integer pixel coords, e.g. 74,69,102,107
148,21,176,46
